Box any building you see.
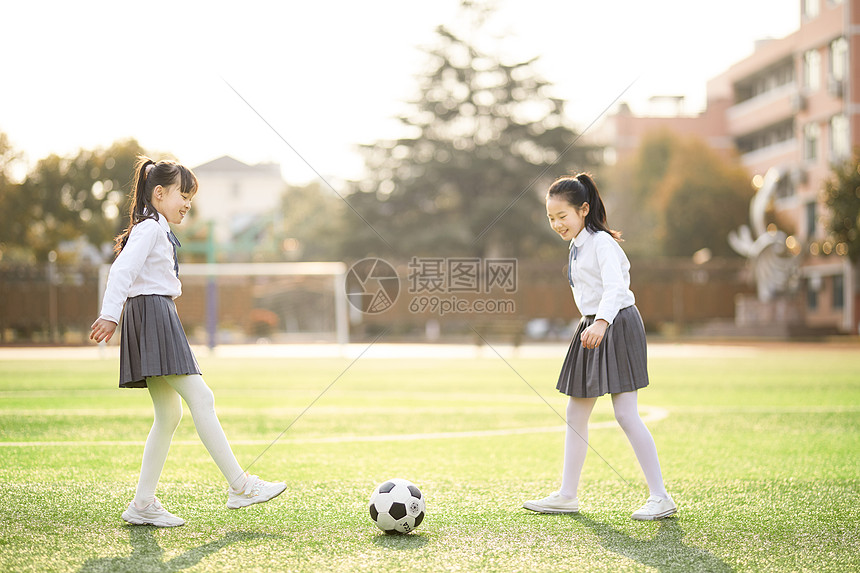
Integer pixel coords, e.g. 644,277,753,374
599,0,859,334
709,0,858,333
191,156,285,247
596,96,734,165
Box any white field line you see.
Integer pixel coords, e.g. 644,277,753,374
0,403,546,416
4,404,856,418
0,342,763,361
0,406,670,447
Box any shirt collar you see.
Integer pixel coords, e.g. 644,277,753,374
154,212,171,234
571,228,594,249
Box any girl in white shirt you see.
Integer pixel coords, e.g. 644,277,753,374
90,157,286,527
523,173,676,520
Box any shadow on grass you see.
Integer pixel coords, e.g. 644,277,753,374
576,516,733,573
78,527,276,573
371,531,430,550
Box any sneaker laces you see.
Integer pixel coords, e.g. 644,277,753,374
134,498,163,512
642,496,667,508
233,474,261,496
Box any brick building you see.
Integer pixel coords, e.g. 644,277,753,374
598,0,860,334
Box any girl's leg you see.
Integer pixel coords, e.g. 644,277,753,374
134,377,183,508
559,397,598,498
162,374,246,490
611,391,669,499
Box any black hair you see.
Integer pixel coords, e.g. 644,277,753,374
114,156,198,254
546,173,621,241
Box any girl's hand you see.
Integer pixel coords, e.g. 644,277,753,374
581,319,608,349
90,318,117,344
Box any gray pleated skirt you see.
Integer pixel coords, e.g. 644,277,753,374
119,295,201,388
556,305,649,398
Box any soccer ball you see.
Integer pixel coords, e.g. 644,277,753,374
368,478,425,534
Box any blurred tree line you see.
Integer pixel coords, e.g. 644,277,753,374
0,135,146,263
607,130,754,259
824,150,860,262
4,1,828,267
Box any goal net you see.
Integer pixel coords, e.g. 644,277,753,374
98,262,349,347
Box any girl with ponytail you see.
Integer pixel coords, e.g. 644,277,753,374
113,157,196,253
523,173,676,521
90,156,286,527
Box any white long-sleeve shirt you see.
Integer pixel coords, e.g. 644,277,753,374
568,229,635,324
99,214,182,323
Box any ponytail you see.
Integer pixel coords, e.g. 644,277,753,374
113,156,199,255
546,173,621,241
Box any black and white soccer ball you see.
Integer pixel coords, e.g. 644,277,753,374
368,478,425,534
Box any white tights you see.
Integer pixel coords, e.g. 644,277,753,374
133,374,246,508
559,391,669,500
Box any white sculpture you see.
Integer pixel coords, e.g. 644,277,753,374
728,168,800,302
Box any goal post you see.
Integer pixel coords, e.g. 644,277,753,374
98,262,349,348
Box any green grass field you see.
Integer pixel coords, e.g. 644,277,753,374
1,342,858,572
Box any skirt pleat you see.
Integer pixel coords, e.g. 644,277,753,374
119,295,201,388
556,305,649,398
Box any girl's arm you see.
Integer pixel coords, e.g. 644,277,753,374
97,220,159,324
593,236,628,325
582,235,628,348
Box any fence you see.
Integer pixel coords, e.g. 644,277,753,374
355,258,754,340
0,258,754,345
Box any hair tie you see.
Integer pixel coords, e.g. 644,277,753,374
144,162,155,181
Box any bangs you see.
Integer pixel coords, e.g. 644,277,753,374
177,165,199,196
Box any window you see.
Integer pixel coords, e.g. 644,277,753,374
777,64,794,86
804,123,820,161
830,114,850,160
832,275,844,310
807,281,819,310
806,202,817,238
775,174,795,200
803,0,820,18
803,49,821,91
735,61,795,103
830,37,848,82
736,120,795,155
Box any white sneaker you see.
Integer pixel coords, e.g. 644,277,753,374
226,474,287,509
523,492,580,514
631,495,677,520
121,498,185,527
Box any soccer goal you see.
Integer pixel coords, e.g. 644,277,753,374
98,262,349,348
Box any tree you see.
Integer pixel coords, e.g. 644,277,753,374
658,137,753,257
607,130,675,256
279,181,345,261
341,4,600,260
610,130,753,258
0,133,21,260
9,138,145,262
824,151,860,262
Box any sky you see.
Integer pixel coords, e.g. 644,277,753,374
1,0,799,186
